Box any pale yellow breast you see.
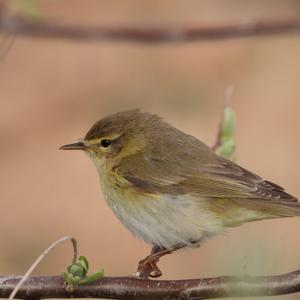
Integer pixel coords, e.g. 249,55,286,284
95,163,225,248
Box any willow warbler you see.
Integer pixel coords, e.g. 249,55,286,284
60,109,299,278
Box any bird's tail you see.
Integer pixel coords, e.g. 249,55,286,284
249,199,300,219
223,198,300,228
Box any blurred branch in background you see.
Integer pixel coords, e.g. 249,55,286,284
1,2,300,43
1,269,300,300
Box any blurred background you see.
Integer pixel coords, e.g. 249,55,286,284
1,0,300,299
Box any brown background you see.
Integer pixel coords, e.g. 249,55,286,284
1,1,300,299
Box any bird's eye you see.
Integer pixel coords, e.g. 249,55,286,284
100,139,111,148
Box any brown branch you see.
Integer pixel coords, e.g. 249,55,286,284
1,8,300,43
1,269,300,300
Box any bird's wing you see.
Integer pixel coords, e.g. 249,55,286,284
116,152,297,202
182,158,297,201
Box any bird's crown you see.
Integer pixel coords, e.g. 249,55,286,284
85,108,161,141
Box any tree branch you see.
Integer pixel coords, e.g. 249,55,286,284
1,7,300,43
1,269,300,300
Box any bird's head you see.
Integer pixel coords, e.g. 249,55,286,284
60,109,162,165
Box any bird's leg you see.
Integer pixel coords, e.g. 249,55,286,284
136,243,186,279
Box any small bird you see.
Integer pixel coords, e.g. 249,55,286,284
60,109,299,278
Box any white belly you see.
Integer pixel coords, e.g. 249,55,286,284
101,181,224,249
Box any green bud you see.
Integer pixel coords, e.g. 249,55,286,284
68,263,85,278
63,255,104,292
77,256,89,273
216,106,236,160
221,107,236,141
80,271,104,284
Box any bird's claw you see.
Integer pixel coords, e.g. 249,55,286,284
136,256,162,279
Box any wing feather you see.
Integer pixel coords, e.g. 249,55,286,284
117,152,297,203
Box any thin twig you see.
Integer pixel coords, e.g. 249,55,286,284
8,236,77,300
0,33,15,60
1,10,300,43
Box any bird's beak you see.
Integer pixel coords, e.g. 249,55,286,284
59,142,87,151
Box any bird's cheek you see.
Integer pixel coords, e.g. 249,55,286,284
87,150,106,167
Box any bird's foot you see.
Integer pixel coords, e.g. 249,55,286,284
135,255,162,279
134,243,186,279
